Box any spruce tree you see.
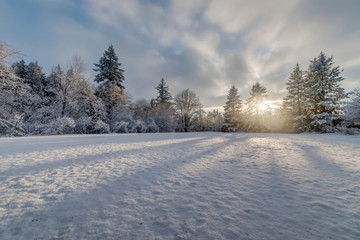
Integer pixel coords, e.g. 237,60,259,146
223,85,242,131
13,60,47,97
245,82,268,132
153,78,175,132
26,61,47,95
12,60,28,79
94,45,128,117
247,82,268,116
94,44,125,90
282,63,306,131
304,52,346,132
155,78,172,104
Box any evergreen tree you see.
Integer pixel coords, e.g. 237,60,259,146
245,82,268,132
304,52,346,132
94,44,125,90
12,60,28,79
152,78,176,132
12,60,47,97
247,82,268,115
26,61,47,95
223,85,242,131
155,78,172,104
282,63,306,131
17,61,49,129
94,45,128,119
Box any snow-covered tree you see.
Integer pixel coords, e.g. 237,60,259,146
94,45,129,119
65,56,108,134
153,107,176,132
174,89,202,132
12,60,27,79
132,99,161,133
152,78,176,132
247,82,268,115
344,89,360,128
304,52,346,132
204,110,224,131
155,78,172,105
25,61,47,95
282,63,307,132
94,44,125,90
244,82,269,132
11,60,52,134
0,43,30,136
223,85,242,131
27,56,108,135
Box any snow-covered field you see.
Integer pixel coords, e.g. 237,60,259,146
0,132,359,240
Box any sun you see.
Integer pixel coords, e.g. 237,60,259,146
258,103,268,111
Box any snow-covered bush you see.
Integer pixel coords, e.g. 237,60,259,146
35,117,75,135
146,118,159,133
73,117,92,134
89,119,110,134
340,127,358,135
112,121,129,133
56,117,75,134
0,115,26,137
154,114,176,132
74,117,110,134
128,120,147,133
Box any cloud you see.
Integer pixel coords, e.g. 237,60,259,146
3,0,360,110
86,0,140,26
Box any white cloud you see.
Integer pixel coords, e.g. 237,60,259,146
4,0,359,109
58,0,360,106
86,0,140,26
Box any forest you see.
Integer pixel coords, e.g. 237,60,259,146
1,42,359,136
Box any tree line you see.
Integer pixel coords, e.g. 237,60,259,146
1,42,359,136
223,52,360,133
0,43,222,136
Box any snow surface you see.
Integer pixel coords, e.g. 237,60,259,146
0,132,359,240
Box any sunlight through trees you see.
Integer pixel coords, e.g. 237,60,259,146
0,42,358,135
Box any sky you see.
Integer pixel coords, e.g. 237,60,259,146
1,0,360,110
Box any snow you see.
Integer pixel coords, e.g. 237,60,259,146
0,132,359,239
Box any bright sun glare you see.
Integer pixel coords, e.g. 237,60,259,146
257,101,278,111
258,103,268,111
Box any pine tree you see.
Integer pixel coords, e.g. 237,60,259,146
94,45,129,118
26,61,47,95
247,82,268,115
94,44,125,90
151,78,175,132
155,78,172,104
245,82,268,132
223,85,242,131
12,60,28,79
282,63,306,131
304,52,346,132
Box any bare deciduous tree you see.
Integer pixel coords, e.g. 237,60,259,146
174,89,202,132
